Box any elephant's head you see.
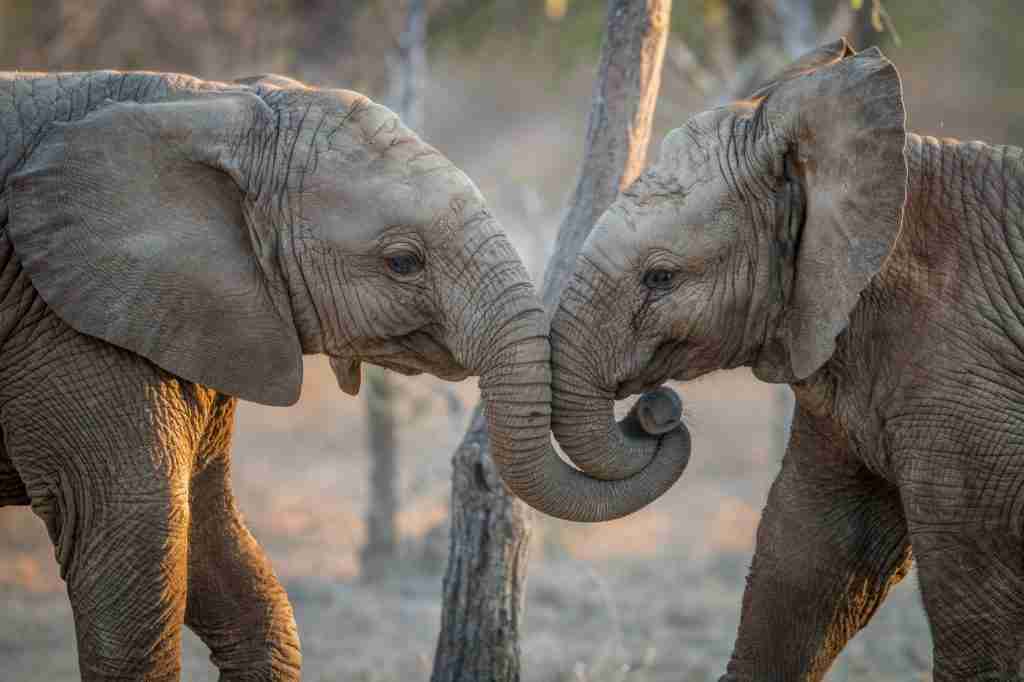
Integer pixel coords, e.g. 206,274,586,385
4,73,687,522
7,78,503,402
549,41,907,480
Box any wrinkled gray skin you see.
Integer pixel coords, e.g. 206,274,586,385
549,40,1024,681
0,71,683,681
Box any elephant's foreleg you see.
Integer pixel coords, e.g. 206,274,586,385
5,420,191,675
0,324,201,681
63,481,191,682
720,408,912,682
185,408,301,681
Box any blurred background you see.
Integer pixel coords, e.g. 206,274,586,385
0,1,1019,680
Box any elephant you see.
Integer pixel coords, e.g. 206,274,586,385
0,70,686,681
532,39,1024,681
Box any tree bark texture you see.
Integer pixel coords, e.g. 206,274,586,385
431,407,531,682
361,0,428,577
432,2,671,680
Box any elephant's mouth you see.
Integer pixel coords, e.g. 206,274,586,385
615,377,667,400
613,340,688,399
330,329,470,395
372,355,471,381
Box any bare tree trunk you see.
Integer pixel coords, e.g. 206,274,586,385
360,368,400,578
392,0,427,131
541,0,671,312
431,2,671,680
430,406,531,682
361,0,428,580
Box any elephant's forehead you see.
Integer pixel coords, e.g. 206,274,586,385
656,107,744,182
329,91,406,145
305,164,483,244
583,176,737,273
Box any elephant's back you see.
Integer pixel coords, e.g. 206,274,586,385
0,70,245,186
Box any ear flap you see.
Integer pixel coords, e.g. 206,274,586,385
756,42,908,380
748,38,856,99
8,94,304,406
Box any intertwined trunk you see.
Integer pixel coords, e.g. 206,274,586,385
432,2,673,680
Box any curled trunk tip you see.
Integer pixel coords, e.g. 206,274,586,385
481,326,691,523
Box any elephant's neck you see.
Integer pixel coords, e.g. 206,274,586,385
794,134,1024,454
276,242,327,355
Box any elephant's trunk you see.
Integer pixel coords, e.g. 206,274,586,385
549,287,687,483
478,304,691,523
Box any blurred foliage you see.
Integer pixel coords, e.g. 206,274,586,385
0,0,1002,87
0,0,1019,140
887,0,1018,78
428,0,709,71
423,0,903,79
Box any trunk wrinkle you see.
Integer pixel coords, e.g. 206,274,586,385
482,316,691,523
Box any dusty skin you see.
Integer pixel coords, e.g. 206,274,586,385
547,40,1024,681
0,65,692,679
0,70,579,681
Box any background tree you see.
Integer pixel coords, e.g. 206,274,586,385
359,0,430,582
431,2,671,680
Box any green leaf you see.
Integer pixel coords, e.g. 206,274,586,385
851,0,863,9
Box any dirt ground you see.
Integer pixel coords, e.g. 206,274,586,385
0,361,933,682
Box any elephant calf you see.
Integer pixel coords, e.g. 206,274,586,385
0,71,680,681
536,40,1024,681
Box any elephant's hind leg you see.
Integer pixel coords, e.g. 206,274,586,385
185,396,301,681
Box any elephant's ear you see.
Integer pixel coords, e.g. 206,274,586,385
748,38,856,99
758,42,907,380
8,93,304,406
232,74,309,90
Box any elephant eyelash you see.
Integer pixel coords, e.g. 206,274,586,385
384,252,424,277
640,249,696,292
642,268,678,290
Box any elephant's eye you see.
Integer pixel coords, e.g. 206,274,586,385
642,269,676,290
385,253,423,276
